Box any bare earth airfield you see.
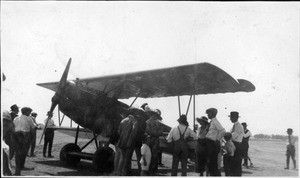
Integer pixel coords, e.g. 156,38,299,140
8,130,298,177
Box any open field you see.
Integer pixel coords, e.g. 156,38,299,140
5,130,298,177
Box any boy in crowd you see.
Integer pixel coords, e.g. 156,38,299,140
140,135,152,176
223,132,236,176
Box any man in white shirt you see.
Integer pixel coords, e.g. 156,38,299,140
28,112,39,157
285,128,297,170
229,111,244,176
241,122,254,168
13,107,35,175
205,108,225,176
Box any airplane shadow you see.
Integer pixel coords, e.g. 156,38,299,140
34,160,103,176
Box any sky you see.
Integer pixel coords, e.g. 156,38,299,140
1,2,299,136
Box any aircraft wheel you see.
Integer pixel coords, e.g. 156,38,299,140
60,143,81,167
93,146,115,173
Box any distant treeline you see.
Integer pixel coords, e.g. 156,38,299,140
253,134,298,141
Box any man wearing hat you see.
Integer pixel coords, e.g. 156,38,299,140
3,111,14,175
13,107,35,175
167,115,198,176
145,110,164,175
229,111,244,176
114,108,138,176
285,128,296,170
195,116,210,176
28,112,40,157
8,104,19,159
10,104,20,121
241,122,254,168
205,108,225,176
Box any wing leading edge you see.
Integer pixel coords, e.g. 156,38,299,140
37,63,255,99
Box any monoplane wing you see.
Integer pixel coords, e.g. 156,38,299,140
37,62,255,99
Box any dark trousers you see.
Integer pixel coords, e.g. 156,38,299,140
122,147,135,176
115,146,135,176
43,130,54,156
232,141,242,176
135,146,142,172
13,131,31,175
206,139,221,176
223,154,233,176
29,130,37,155
286,145,296,168
171,140,189,176
3,150,12,175
5,133,16,160
149,137,159,175
195,139,208,174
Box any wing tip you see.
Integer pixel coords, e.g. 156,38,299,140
237,79,256,92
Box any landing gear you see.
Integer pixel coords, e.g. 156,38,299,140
93,146,115,173
60,143,81,166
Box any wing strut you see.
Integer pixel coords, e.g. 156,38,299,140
193,95,196,131
185,95,193,116
129,91,142,107
177,96,181,117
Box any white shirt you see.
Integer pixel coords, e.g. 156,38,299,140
166,124,198,143
243,129,252,138
205,117,226,141
14,115,35,132
44,118,55,127
140,143,152,171
231,121,244,143
288,135,296,146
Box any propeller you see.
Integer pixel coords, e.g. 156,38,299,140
39,58,72,144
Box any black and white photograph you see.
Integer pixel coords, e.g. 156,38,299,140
1,1,299,177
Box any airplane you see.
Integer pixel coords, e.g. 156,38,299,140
37,58,255,173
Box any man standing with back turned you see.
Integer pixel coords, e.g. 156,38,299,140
13,107,35,175
205,108,226,176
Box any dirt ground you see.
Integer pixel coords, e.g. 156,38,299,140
4,130,299,177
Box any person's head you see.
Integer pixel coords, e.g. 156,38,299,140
127,107,137,117
241,122,247,129
21,107,32,116
141,103,148,111
155,109,161,116
31,112,37,117
224,132,232,141
206,108,218,119
3,110,13,140
142,134,151,145
10,104,19,113
196,116,209,126
177,114,189,126
229,111,240,123
287,128,293,135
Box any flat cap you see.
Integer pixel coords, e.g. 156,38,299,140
206,108,218,115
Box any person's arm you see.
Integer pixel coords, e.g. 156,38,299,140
188,128,199,140
156,121,164,137
244,130,251,138
215,121,226,141
166,128,175,143
28,117,36,131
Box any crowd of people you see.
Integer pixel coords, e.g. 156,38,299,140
2,104,56,176
2,103,296,176
113,105,257,177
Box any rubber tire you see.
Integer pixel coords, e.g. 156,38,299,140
93,147,115,173
60,143,81,167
